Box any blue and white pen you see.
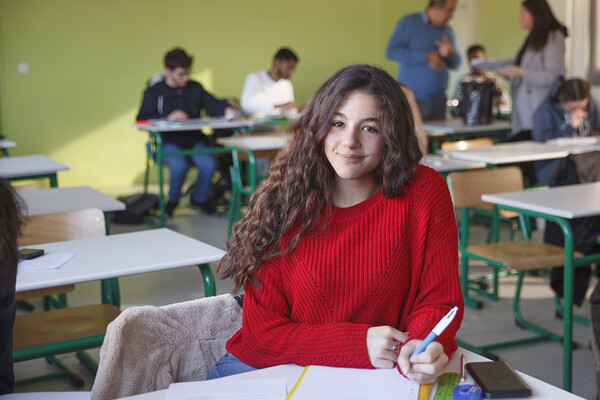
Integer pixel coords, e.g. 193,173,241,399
410,306,458,357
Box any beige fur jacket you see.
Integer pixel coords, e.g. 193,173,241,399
91,294,242,400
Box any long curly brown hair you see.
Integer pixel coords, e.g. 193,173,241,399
219,64,422,293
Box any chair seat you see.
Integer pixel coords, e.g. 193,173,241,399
14,304,120,350
15,285,75,301
466,241,583,271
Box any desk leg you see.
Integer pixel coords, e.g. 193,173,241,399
155,135,166,227
199,264,216,297
555,218,575,392
49,173,58,188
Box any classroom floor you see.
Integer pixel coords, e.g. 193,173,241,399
13,203,598,399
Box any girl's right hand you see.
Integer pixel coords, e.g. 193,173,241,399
366,326,409,369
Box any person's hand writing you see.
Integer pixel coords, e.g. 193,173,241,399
366,326,409,369
427,51,445,72
397,339,448,384
499,65,524,79
435,36,454,58
167,109,190,121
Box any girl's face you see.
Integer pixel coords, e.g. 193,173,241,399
519,6,534,30
561,97,590,114
324,91,384,190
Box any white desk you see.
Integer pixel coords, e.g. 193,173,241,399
17,186,125,216
116,348,584,400
482,182,600,391
420,154,486,174
0,139,17,156
440,140,572,165
216,133,288,155
424,119,511,136
0,154,69,187
16,228,224,295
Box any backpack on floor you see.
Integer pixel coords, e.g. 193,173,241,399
112,193,159,224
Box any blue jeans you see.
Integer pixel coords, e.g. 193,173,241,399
163,142,216,204
206,352,256,380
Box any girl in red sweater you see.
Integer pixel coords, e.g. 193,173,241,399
210,64,464,383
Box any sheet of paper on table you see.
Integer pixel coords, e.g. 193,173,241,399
287,366,419,400
18,253,75,271
164,378,287,400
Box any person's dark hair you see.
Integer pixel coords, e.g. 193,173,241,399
428,0,447,8
0,179,21,293
273,48,299,63
219,64,422,293
164,48,193,69
466,44,485,60
522,0,568,51
555,78,591,103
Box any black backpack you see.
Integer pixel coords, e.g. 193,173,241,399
111,193,159,224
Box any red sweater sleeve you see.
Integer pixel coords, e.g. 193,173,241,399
400,170,463,359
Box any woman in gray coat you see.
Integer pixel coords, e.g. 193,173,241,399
501,0,568,139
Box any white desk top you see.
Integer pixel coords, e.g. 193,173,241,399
420,154,486,173
16,228,225,292
216,134,288,151
0,139,17,149
17,186,125,216
440,141,572,164
423,119,511,136
116,348,584,400
133,118,255,133
0,154,69,178
482,181,600,219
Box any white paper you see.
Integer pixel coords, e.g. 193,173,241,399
164,378,286,400
546,136,600,146
289,366,419,400
18,253,75,271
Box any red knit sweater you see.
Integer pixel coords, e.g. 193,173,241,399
226,165,464,369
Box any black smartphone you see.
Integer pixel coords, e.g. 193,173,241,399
466,360,532,398
19,248,45,260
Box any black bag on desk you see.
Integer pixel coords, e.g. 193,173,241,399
111,193,159,224
456,78,496,125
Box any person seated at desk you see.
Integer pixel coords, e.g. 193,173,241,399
240,47,299,118
532,76,600,184
210,64,464,383
532,76,600,309
136,48,237,217
0,179,22,394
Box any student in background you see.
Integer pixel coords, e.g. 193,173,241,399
400,84,429,154
462,44,511,112
240,48,299,118
136,48,237,217
386,0,461,120
533,77,600,310
209,64,463,383
532,76,600,184
0,179,22,394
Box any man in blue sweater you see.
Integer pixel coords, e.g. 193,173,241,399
386,0,460,120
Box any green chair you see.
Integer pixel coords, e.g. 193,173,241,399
14,208,120,387
448,167,581,352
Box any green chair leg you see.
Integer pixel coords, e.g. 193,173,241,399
15,356,84,388
199,264,216,297
554,295,590,326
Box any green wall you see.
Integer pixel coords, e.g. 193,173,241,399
480,0,528,60
0,0,521,191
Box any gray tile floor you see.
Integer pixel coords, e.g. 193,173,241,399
13,206,598,399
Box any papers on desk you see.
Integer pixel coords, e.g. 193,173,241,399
287,366,419,400
18,253,74,271
165,378,286,400
546,136,600,147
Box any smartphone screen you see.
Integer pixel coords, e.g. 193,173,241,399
19,248,45,260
